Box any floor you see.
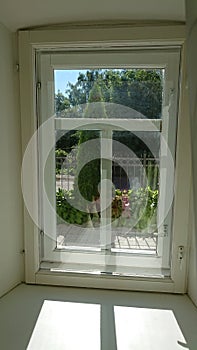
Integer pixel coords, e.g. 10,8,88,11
0,284,197,350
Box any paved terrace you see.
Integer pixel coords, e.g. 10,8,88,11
57,224,157,252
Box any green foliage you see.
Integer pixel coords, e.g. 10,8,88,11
66,70,107,107
76,133,100,202
113,130,160,158
56,130,79,153
55,69,162,159
55,147,78,176
56,186,158,231
83,82,107,119
61,69,162,119
112,193,123,219
110,69,162,118
55,149,67,174
55,90,70,114
56,188,89,225
130,187,158,230
74,83,107,202
112,187,158,231
55,148,67,157
146,161,159,190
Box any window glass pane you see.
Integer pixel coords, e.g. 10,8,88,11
56,129,101,250
111,130,160,252
55,128,160,254
54,69,164,119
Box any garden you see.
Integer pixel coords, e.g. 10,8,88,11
55,68,162,233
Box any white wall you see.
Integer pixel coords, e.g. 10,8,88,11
0,23,24,297
187,194,197,305
186,0,197,306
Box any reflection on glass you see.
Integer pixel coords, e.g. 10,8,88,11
54,69,164,119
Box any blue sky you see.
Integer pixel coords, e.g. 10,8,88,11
54,70,87,94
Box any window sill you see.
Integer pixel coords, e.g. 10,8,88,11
36,266,176,293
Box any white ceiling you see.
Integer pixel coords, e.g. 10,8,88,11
0,0,185,32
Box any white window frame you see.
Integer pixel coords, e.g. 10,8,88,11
39,50,177,271
19,24,191,293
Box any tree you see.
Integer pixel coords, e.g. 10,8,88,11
65,69,162,119
108,69,162,118
56,69,162,189
55,90,70,115
75,83,107,203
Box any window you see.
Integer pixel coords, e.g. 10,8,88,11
20,25,190,292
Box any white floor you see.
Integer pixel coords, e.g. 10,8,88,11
0,284,197,350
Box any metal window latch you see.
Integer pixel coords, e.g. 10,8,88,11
178,246,184,261
163,224,168,237
36,82,41,89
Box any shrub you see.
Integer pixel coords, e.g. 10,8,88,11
56,186,158,231
56,188,89,225
112,187,158,231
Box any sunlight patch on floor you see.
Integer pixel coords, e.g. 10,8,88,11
26,299,188,350
114,306,188,350
27,300,100,350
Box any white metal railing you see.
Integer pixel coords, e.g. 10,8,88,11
56,153,159,192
